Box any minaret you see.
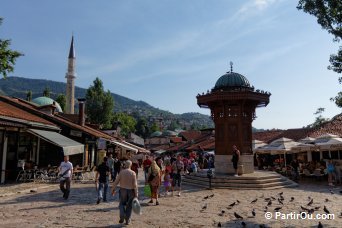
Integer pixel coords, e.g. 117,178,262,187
65,35,76,114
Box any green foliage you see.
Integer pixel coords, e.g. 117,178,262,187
43,87,50,97
26,90,32,101
168,120,181,131
55,93,66,112
297,0,342,107
0,18,23,78
135,117,150,138
308,107,330,128
150,122,160,133
85,77,114,129
111,113,136,137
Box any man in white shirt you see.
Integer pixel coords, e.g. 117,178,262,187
58,156,73,199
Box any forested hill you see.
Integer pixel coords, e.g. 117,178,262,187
0,76,214,129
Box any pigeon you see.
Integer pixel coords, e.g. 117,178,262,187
323,206,330,214
271,197,276,200
234,212,243,219
241,221,246,227
251,198,258,203
221,210,225,214
252,209,256,217
267,200,272,206
209,194,215,198
278,198,283,205
325,198,330,202
290,197,294,202
308,208,315,214
236,200,241,204
279,192,283,196
218,222,222,227
314,206,321,210
307,198,313,206
202,203,208,210
301,206,309,211
229,202,236,207
318,221,323,228
279,195,284,201
203,196,209,200
274,207,282,211
264,206,268,212
264,197,271,201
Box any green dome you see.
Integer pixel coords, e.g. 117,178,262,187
213,72,251,90
31,97,63,112
150,131,162,137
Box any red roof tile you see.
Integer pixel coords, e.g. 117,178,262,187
0,100,56,127
179,130,202,141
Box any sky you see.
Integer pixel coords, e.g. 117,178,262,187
1,0,341,129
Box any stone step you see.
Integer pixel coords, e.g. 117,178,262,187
185,176,285,184
183,178,296,188
182,172,298,190
183,180,298,190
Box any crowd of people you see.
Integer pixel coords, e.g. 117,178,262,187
57,152,216,225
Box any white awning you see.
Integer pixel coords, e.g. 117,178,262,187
112,141,138,153
28,129,84,156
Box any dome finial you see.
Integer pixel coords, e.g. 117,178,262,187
230,61,233,73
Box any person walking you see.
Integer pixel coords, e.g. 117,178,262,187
58,155,73,199
171,155,184,197
142,155,152,181
147,160,161,205
96,156,110,204
112,160,138,225
113,155,121,181
107,154,115,182
231,145,240,177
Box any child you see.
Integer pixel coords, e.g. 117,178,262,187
163,169,171,195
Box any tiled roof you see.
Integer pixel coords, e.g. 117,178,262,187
0,99,56,127
0,96,112,140
170,137,183,143
309,114,342,138
253,114,342,143
187,137,215,151
179,130,202,141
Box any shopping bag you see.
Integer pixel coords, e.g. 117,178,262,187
132,197,142,215
143,185,151,197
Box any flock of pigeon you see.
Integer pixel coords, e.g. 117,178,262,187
199,189,342,227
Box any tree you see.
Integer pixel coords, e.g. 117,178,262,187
26,90,32,102
43,87,50,97
135,117,149,138
111,113,136,137
308,107,330,128
55,93,66,112
149,122,160,133
85,77,114,129
0,18,23,78
298,0,342,73
297,0,342,106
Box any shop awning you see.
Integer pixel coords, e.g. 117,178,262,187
112,141,138,153
28,129,84,156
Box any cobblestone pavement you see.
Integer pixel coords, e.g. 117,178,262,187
0,171,342,227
